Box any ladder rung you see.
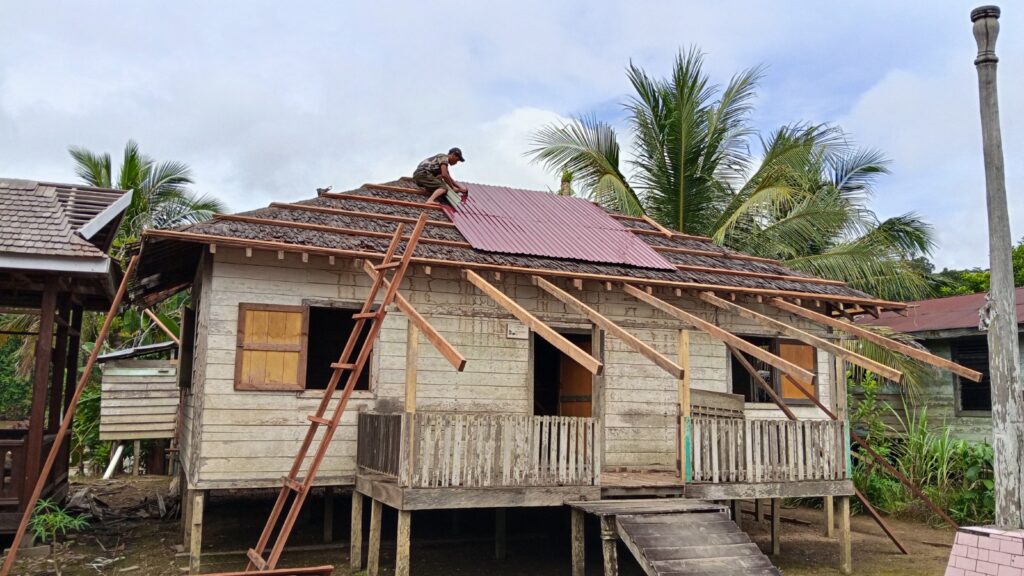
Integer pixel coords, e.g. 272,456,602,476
374,261,402,270
282,476,306,493
351,311,381,320
330,362,356,370
246,548,268,570
307,415,332,426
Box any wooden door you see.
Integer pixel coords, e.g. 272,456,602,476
778,341,816,401
559,337,593,417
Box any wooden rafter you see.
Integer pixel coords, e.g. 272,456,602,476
621,284,817,384
768,298,983,382
699,292,903,383
214,214,470,249
464,270,602,375
270,202,457,228
143,229,909,309
533,276,685,379
361,182,431,196
320,192,445,211
362,261,466,371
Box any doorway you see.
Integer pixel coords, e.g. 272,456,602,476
532,332,593,417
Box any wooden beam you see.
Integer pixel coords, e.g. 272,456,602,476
216,213,471,249
768,298,983,382
623,284,816,385
535,276,683,379
362,182,431,196
270,201,456,228
727,346,798,421
143,308,181,345
699,292,903,383
321,192,445,211
465,270,602,375
363,261,466,371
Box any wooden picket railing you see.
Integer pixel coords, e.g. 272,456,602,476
357,412,597,488
686,417,851,483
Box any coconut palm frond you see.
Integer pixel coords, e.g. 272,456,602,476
527,116,643,215
843,326,939,399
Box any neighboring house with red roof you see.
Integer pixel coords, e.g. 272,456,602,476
859,287,1024,443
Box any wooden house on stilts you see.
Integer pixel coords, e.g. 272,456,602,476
130,179,977,575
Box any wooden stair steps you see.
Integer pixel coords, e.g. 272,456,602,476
306,415,332,426
616,511,781,576
246,548,268,570
351,311,381,320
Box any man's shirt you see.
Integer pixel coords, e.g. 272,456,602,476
415,153,449,176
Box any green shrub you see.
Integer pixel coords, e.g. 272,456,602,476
849,371,995,525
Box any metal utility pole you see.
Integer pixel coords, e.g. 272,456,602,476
972,4,1023,528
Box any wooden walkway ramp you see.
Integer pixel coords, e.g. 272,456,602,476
569,499,780,576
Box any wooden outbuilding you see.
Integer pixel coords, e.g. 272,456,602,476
0,178,129,532
131,178,975,575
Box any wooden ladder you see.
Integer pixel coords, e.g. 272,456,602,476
245,213,429,572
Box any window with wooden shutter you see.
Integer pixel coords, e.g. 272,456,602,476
235,304,308,391
778,340,817,401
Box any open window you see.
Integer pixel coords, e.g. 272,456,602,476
305,305,372,391
234,303,372,392
730,337,817,403
953,336,991,414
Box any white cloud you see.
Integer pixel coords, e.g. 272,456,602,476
0,0,1019,273
840,57,1022,270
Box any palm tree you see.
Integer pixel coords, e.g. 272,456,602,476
528,48,934,301
69,140,224,261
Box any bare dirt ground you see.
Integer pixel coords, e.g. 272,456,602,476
6,477,954,575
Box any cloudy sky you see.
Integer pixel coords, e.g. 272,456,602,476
1,1,1019,269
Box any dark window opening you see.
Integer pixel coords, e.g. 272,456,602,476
730,336,774,403
533,332,593,417
730,336,816,404
305,306,372,391
953,337,991,413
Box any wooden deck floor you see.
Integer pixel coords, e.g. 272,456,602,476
600,471,684,497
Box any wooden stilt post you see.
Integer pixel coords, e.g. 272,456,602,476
189,490,205,575
755,499,763,523
838,496,852,575
600,515,618,576
396,510,411,576
771,498,781,556
322,487,334,543
350,491,364,569
368,498,382,576
678,329,691,483
824,495,835,537
731,500,742,527
24,282,56,495
571,508,585,576
494,508,507,560
132,440,142,476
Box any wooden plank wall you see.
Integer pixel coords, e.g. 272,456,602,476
99,360,178,440
184,248,842,489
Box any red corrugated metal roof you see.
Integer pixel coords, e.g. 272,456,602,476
443,183,676,270
858,287,1024,333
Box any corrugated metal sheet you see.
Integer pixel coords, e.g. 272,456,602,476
859,287,1024,333
444,183,675,270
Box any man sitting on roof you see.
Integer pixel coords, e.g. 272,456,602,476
413,147,468,204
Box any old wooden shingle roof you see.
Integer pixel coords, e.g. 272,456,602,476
134,178,903,310
0,178,129,259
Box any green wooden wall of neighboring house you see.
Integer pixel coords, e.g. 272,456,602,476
850,331,1024,445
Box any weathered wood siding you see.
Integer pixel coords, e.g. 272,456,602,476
183,247,840,488
99,360,178,441
850,333,1023,444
